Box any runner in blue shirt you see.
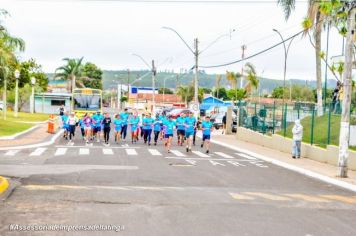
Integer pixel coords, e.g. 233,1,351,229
153,114,162,146
184,111,196,152
78,116,85,140
201,116,214,154
120,108,129,140
129,113,140,144
92,110,103,142
176,113,186,146
62,112,69,140
113,114,124,144
143,112,154,145
163,115,176,153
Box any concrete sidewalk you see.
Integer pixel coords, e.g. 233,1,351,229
0,123,53,148
212,134,356,186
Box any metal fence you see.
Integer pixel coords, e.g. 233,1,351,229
237,101,356,148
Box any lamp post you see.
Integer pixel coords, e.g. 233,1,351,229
30,77,36,114
162,27,235,107
273,29,295,104
131,53,156,112
14,70,20,118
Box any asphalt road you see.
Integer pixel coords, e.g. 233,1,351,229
0,126,356,236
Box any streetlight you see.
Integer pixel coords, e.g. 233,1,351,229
273,28,295,104
30,76,36,114
131,53,156,111
162,26,235,107
14,69,20,118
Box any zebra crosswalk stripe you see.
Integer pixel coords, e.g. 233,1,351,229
103,149,114,155
4,150,20,156
79,148,89,155
214,152,234,159
192,151,210,158
55,148,67,156
236,153,257,160
29,148,47,156
126,149,137,155
170,150,186,157
148,149,162,156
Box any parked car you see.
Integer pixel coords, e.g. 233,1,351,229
0,101,3,111
168,108,192,119
210,113,237,131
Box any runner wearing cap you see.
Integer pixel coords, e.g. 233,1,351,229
184,111,196,152
201,116,213,154
143,112,154,146
176,113,186,146
163,115,176,153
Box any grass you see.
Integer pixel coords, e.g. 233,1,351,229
0,111,48,137
278,114,356,151
0,120,33,136
0,111,49,122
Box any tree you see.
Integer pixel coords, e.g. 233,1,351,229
279,0,326,116
81,62,103,89
177,86,193,105
158,87,173,94
215,75,222,98
227,88,246,101
272,86,288,99
244,63,259,97
213,88,228,100
54,57,84,93
0,9,25,117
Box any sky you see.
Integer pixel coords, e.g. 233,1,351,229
0,0,346,81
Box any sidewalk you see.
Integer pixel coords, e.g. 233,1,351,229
0,123,54,148
212,133,356,186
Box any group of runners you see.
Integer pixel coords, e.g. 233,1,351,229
60,108,214,153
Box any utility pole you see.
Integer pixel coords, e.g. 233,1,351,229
194,38,199,104
338,4,355,178
127,69,130,105
152,60,156,112
240,45,246,89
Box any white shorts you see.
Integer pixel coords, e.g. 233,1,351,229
84,126,92,131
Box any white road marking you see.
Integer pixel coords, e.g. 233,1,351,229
214,152,234,159
185,160,197,165
126,149,137,155
192,151,210,158
209,160,225,166
170,150,186,157
227,161,246,167
103,148,114,155
79,148,89,155
4,150,20,156
164,157,263,161
148,149,162,156
249,161,269,168
54,148,67,156
236,153,257,160
29,148,47,156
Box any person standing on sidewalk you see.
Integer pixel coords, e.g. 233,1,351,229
102,112,112,145
292,119,303,159
222,113,227,134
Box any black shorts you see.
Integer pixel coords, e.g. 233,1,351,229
177,130,185,136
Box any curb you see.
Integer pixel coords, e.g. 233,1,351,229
201,134,356,193
0,176,9,195
0,125,40,140
0,129,64,151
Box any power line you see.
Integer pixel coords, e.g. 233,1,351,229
199,29,304,68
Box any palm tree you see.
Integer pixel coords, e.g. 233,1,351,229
243,63,259,97
177,86,193,106
54,57,84,93
215,75,222,98
226,71,242,103
0,9,25,119
278,0,324,116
